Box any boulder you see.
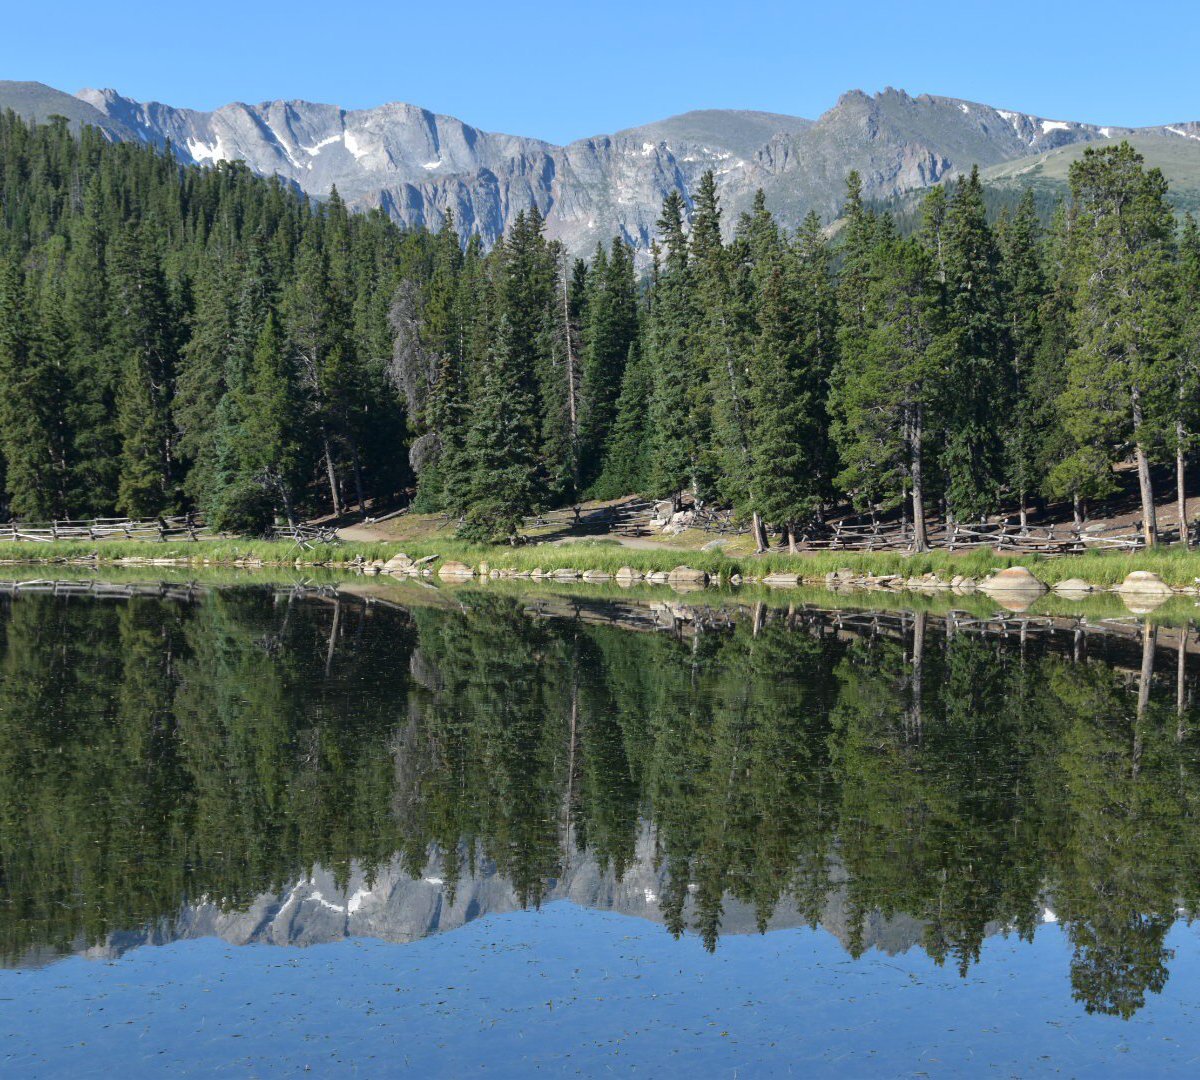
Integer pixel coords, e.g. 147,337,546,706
614,566,643,583
437,561,474,579
1117,571,1174,596
582,569,612,582
551,568,581,579
651,500,675,525
662,510,696,535
1053,578,1096,596
762,572,800,587
645,571,670,584
667,565,708,585
979,566,1047,595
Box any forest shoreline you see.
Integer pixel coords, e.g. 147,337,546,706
7,537,1200,594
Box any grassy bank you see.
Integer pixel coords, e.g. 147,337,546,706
7,534,1200,588
385,538,1200,588
0,537,397,565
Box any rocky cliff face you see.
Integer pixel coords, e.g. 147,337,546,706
4,80,1196,255
76,827,941,963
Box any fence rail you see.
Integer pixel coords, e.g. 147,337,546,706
699,511,1161,556
1,514,219,544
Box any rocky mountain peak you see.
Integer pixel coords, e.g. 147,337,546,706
2,79,1197,256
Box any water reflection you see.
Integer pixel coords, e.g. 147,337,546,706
1,583,1198,1019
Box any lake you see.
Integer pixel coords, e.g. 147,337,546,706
1,576,1199,1076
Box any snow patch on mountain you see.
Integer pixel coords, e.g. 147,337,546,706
302,133,343,155
187,137,226,164
342,128,369,162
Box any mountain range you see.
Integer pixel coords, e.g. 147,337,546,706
3,79,1200,253
19,827,998,969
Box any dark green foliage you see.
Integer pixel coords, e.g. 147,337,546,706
0,111,408,524
458,314,542,542
3,587,1199,1019
646,193,702,500
579,239,638,492
937,167,1010,519
1053,144,1180,544
0,115,1197,541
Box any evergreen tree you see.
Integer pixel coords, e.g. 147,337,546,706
593,340,651,498
692,173,748,508
1056,144,1178,547
213,312,306,530
283,232,347,516
63,178,119,513
746,250,820,550
459,314,542,542
790,211,839,507
997,192,1048,528
937,167,1010,520
830,236,952,550
1172,214,1200,542
646,193,701,503
579,239,638,491
108,228,177,517
836,171,879,361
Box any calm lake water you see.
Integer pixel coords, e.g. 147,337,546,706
1,578,1199,1076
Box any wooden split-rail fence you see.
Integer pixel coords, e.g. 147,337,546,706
1,513,217,544
693,512,1159,556
267,522,341,548
434,499,658,538
526,499,657,537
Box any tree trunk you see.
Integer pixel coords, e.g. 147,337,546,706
348,438,366,517
1135,622,1156,777
787,521,798,555
1019,492,1028,533
280,482,296,529
1134,441,1158,548
1177,421,1188,547
562,261,577,434
320,425,342,517
1178,625,1189,743
751,510,768,554
1072,491,1083,533
325,599,341,678
909,610,926,741
910,406,929,553
1132,389,1157,547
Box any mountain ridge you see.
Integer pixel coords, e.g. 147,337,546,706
3,80,1199,254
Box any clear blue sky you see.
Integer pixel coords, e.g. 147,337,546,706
3,0,1196,143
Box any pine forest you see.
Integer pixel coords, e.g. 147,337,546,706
3,111,1199,549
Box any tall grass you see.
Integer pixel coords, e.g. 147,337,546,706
5,534,1200,586
0,538,397,564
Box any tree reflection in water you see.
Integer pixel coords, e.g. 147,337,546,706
1,585,1197,1019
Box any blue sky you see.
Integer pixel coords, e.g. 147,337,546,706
3,0,1196,143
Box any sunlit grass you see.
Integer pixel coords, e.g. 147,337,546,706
4,535,1200,587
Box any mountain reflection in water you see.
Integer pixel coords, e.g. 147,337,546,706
1,582,1198,1022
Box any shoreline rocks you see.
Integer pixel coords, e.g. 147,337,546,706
1117,570,1174,596
979,566,1047,596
